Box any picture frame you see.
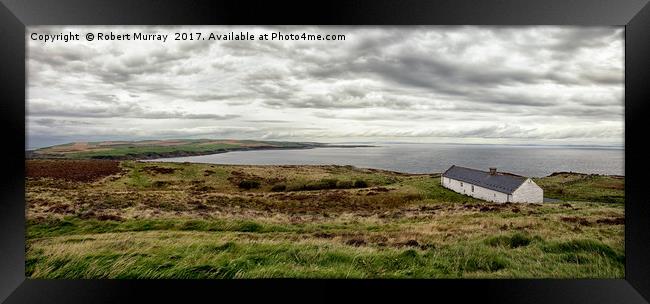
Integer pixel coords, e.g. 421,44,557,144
1,0,649,302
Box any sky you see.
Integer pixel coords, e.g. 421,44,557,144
26,26,624,149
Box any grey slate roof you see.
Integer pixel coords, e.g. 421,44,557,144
442,165,527,194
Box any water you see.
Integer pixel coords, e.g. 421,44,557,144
145,143,624,177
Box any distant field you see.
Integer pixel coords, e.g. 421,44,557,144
25,160,624,279
534,172,624,204
27,139,326,160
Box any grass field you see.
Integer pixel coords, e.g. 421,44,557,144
28,139,325,160
533,172,625,204
25,159,624,278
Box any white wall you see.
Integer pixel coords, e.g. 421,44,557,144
441,176,510,203
511,179,544,203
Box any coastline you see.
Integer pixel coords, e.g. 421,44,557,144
25,142,623,177
26,143,376,161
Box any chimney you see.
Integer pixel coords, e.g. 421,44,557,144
489,168,497,175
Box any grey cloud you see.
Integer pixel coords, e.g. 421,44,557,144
32,118,94,127
28,44,97,67
86,43,212,83
26,26,624,148
309,124,620,141
175,66,204,76
28,99,239,120
188,93,243,102
550,27,622,53
83,93,120,104
177,40,212,54
245,120,291,123
313,111,447,121
579,71,624,85
277,94,414,110
28,100,140,118
181,114,240,120
220,39,288,57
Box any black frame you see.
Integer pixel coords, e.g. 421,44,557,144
1,0,649,303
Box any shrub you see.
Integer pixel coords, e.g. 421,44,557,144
286,178,363,191
336,180,354,189
285,183,306,192
304,182,323,190
271,183,286,192
303,179,339,191
321,179,339,189
353,179,368,188
238,180,260,190
152,180,169,188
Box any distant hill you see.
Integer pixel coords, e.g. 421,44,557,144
26,139,339,160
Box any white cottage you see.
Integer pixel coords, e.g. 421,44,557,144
441,165,543,203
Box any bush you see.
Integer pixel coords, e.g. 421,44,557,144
238,180,260,190
285,183,305,192
285,178,364,191
303,179,339,191
152,180,170,188
303,181,325,191
271,183,286,192
353,179,368,188
321,179,339,189
336,180,354,189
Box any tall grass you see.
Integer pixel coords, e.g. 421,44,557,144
26,230,624,279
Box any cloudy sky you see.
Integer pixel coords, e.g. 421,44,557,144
27,26,624,149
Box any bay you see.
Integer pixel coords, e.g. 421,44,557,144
145,143,624,177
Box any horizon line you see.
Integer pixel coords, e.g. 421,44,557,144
26,138,625,151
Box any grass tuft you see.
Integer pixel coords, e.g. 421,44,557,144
485,233,534,248
542,239,623,263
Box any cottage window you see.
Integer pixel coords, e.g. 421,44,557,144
471,185,474,192
460,182,463,187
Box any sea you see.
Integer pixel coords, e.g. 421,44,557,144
144,143,624,177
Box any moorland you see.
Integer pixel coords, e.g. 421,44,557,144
26,158,624,279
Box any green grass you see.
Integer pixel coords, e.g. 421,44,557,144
26,217,396,240
25,229,624,279
69,143,239,159
542,239,624,263
401,177,481,203
534,173,624,203
485,233,535,248
125,164,151,188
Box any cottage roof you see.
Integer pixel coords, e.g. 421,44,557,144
442,165,527,194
